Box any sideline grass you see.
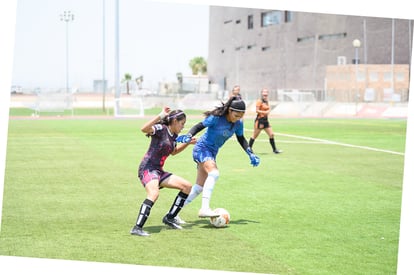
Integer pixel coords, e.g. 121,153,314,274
0,117,406,274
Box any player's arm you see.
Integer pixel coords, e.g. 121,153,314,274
171,137,197,155
141,106,170,135
237,134,260,167
236,134,249,151
188,122,206,136
176,122,206,143
255,100,269,116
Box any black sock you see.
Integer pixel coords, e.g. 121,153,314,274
167,191,188,219
249,138,255,148
135,198,154,228
269,138,276,151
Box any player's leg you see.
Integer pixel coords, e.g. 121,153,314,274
131,180,160,236
249,120,262,150
160,174,191,229
198,160,220,218
184,166,207,206
265,127,282,154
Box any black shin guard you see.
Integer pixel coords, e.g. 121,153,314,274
167,191,188,219
135,198,154,228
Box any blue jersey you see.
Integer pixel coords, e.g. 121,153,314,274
193,115,243,162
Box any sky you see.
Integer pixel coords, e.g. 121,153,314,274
11,0,209,91
1,0,414,274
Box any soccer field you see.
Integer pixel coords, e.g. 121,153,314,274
0,117,407,274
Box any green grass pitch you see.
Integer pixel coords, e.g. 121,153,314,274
0,114,406,274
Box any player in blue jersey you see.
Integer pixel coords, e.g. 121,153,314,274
176,97,260,218
130,107,196,237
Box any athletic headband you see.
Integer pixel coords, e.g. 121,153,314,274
169,111,185,119
229,100,246,112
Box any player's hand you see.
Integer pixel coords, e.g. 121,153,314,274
246,148,260,167
249,154,260,167
176,134,192,143
159,106,170,119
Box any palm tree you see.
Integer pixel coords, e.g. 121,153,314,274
122,73,132,95
189,57,207,75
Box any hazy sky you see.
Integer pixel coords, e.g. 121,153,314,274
11,0,209,91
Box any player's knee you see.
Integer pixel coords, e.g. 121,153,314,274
208,170,219,181
182,181,192,194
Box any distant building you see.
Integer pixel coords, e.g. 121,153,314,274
326,64,409,102
208,7,412,102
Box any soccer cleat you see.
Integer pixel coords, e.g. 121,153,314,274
198,208,220,218
130,225,150,237
273,149,283,154
162,215,183,230
174,215,186,224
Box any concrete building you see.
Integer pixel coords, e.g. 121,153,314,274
208,6,412,101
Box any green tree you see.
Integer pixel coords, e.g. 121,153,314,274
189,57,207,75
122,73,132,95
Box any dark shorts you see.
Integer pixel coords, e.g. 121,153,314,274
138,168,172,187
255,117,270,129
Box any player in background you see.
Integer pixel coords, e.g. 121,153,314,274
249,88,282,154
130,107,196,237
230,85,242,100
176,97,260,218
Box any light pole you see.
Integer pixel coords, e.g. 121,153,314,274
353,39,361,114
60,11,74,94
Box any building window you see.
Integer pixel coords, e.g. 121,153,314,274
247,44,256,50
396,72,405,82
235,19,241,24
318,32,347,40
285,11,293,22
248,14,253,29
262,46,270,51
297,35,315,43
369,72,378,82
224,19,232,24
357,71,365,82
261,11,283,27
383,72,392,82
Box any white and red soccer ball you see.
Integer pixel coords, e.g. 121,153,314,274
209,208,230,228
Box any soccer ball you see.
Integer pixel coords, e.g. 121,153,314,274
209,208,230,228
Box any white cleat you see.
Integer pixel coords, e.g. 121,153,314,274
198,208,220,218
174,215,186,224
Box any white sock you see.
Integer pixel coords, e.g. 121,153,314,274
184,184,203,206
201,170,219,210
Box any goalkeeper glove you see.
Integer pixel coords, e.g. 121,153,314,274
246,147,260,167
176,134,192,143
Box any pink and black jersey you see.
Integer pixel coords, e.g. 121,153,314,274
139,124,177,173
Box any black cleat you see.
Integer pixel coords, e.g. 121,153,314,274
162,215,183,230
130,225,150,237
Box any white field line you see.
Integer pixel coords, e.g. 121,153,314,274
275,132,405,156
185,127,405,156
